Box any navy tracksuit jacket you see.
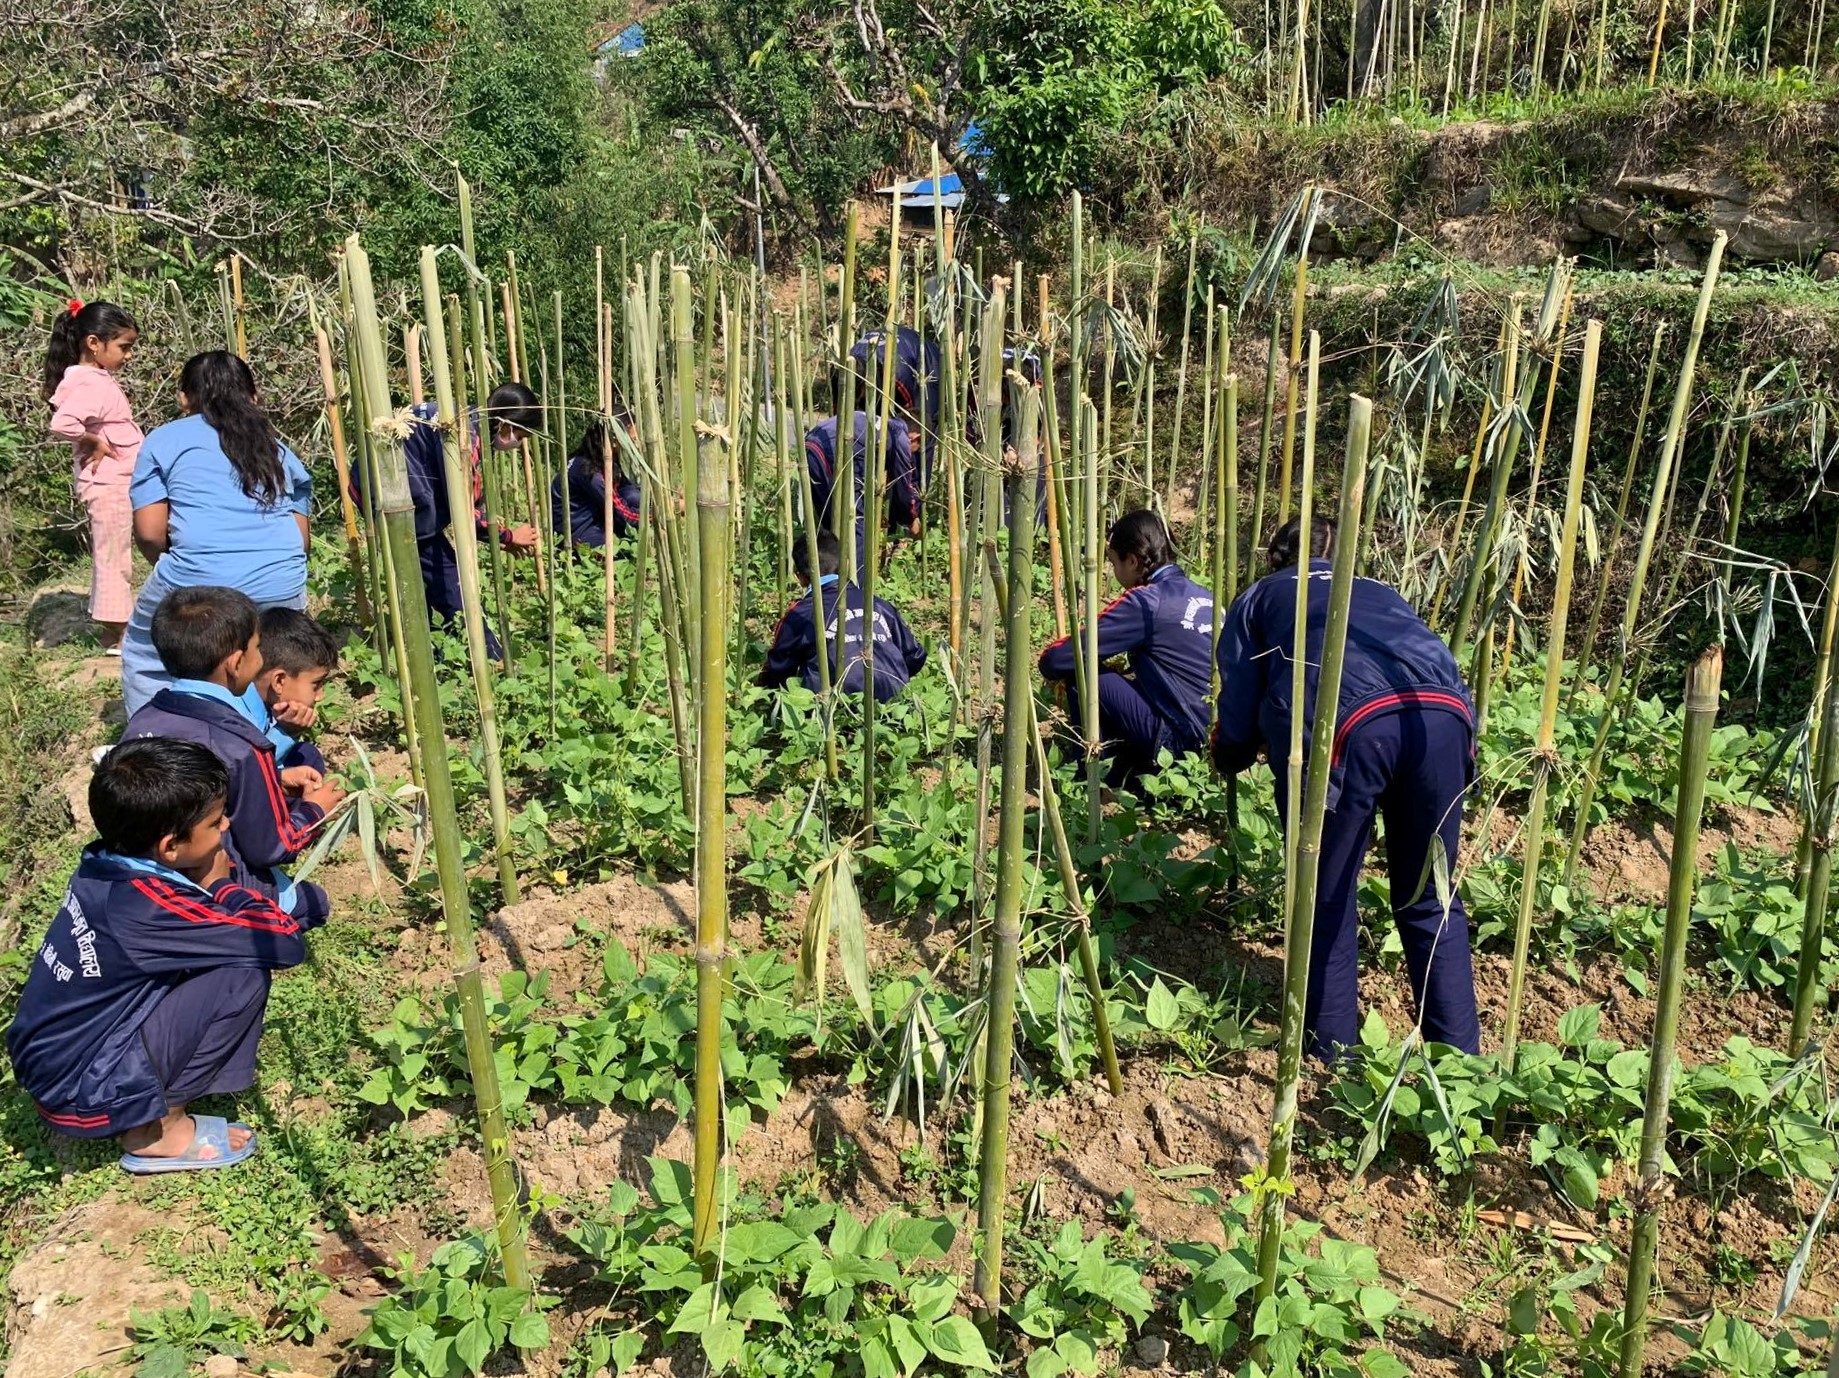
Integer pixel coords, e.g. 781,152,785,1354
552,453,641,549
7,844,314,1137
760,577,927,702
1212,560,1481,1057
804,413,920,563
1038,564,1218,766
351,404,509,658
851,327,941,478
124,690,330,924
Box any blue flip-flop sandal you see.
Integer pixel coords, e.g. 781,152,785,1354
119,1114,256,1175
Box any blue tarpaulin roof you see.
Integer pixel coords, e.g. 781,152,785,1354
599,22,643,55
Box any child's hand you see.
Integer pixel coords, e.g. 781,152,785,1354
504,524,538,554
199,846,235,890
303,776,346,813
272,700,317,730
74,434,115,468
280,765,322,796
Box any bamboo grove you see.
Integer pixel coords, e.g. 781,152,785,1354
298,174,1839,1372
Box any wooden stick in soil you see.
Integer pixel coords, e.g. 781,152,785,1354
690,375,734,1267
405,324,424,405
1565,233,1727,884
229,255,247,360
313,320,373,625
1571,323,1668,705
972,442,1037,1320
1277,192,1315,523
1618,645,1723,1378
1499,319,1600,1094
1255,392,1371,1307
458,174,514,665
422,264,521,905
346,234,530,1291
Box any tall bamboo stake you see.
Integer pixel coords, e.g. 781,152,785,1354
1572,324,1668,703
346,234,528,1291
690,386,733,1267
1449,304,1528,663
1277,203,1315,524
422,259,520,905
1792,522,1839,1052
1567,234,1727,882
313,319,373,625
1500,320,1600,1084
1618,646,1723,1378
1255,393,1371,1305
972,448,1036,1319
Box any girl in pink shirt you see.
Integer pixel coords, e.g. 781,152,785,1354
46,301,143,650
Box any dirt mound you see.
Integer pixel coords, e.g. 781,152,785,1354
5,1196,186,1378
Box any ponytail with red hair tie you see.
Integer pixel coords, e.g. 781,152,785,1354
67,299,83,317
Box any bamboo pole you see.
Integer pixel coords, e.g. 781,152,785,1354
458,175,513,664
345,234,529,1291
1567,234,1727,881
405,324,424,405
1500,320,1599,1085
690,370,733,1267
1449,304,1527,662
1277,201,1315,524
1618,646,1724,1378
1255,392,1371,1305
1572,324,1668,703
972,446,1036,1319
313,320,373,626
422,261,521,905
229,255,247,360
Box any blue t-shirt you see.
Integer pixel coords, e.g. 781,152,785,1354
130,414,312,605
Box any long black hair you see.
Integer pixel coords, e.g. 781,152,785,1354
179,351,287,507
572,414,632,481
1267,515,1336,571
44,300,137,400
1106,508,1175,572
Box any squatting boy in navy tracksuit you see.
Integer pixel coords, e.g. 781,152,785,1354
803,410,920,568
760,530,927,702
1038,510,1217,788
245,606,341,778
123,587,339,925
7,738,317,1171
360,383,542,660
552,416,642,549
851,326,941,481
1212,515,1481,1060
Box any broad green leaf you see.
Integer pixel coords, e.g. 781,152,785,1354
509,1312,550,1349
1145,978,1180,1031
927,1315,998,1371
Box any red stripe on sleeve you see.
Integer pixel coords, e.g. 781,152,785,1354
133,878,301,936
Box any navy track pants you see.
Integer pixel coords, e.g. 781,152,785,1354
139,967,271,1109
1276,708,1481,1060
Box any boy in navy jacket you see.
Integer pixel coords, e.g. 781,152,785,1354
8,738,317,1170
246,607,340,777
1038,510,1216,787
761,530,927,701
123,587,338,924
804,410,920,571
552,417,641,549
364,383,541,659
1212,516,1480,1059
851,326,941,482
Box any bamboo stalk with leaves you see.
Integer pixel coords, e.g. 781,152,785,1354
1256,392,1372,1305
1500,320,1600,1083
344,233,529,1290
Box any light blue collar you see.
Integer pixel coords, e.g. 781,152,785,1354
171,679,267,731
818,574,840,587
239,686,295,754
93,849,208,894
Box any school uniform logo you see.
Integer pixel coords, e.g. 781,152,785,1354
1179,596,1215,633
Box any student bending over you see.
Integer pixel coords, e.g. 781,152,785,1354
1038,509,1217,788
553,416,642,549
125,587,340,924
7,739,320,1171
761,530,927,702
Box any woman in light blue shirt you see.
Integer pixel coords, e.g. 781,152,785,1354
121,352,313,714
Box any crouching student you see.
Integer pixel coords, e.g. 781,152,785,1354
1038,510,1216,789
7,738,320,1171
361,382,542,659
124,587,342,926
1211,516,1481,1061
851,325,941,483
761,530,926,701
552,416,642,549
804,394,920,573
246,607,340,776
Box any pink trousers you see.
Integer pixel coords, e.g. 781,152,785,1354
82,483,134,623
